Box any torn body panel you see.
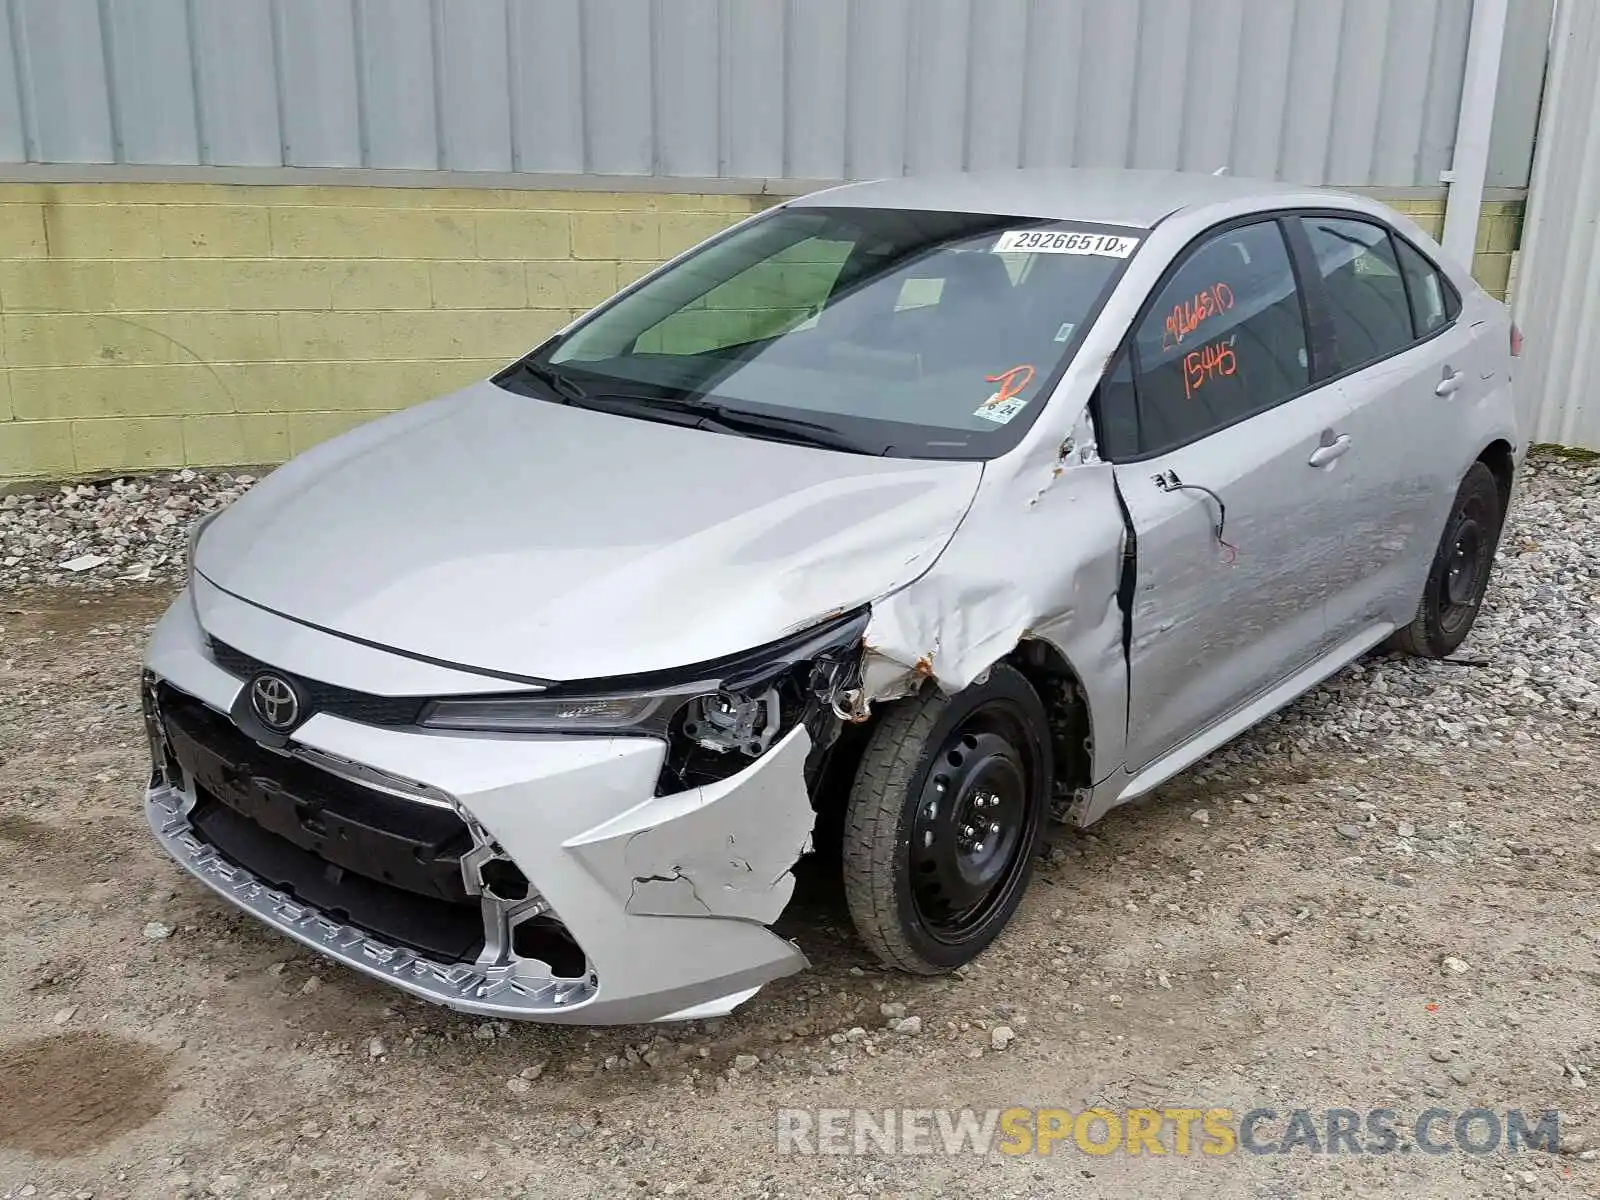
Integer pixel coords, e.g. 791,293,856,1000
567,726,815,924
858,422,1130,803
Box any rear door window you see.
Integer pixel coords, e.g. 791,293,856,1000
1299,216,1415,371
1127,220,1310,456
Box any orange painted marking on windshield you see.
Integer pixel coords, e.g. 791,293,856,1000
982,364,1036,408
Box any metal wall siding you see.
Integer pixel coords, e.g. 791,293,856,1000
509,0,583,173
277,0,361,168
0,6,22,162
1018,0,1079,171
654,0,717,178
1279,2,1343,185
0,0,1549,189
1420,0,1475,185
1324,0,1392,187
1369,0,1439,186
1486,0,1555,187
1513,0,1600,449
723,0,784,178
844,0,911,180
964,0,1024,172
436,0,512,172
189,0,280,167
1177,0,1244,175
1131,0,1192,172
14,0,114,163
1074,1,1139,170
784,0,848,181
583,0,654,174
1229,0,1293,180
359,0,440,170
905,0,965,177
103,0,199,165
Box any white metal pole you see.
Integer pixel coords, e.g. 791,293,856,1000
1442,0,1512,267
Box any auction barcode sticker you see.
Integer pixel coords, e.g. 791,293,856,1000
993,230,1141,257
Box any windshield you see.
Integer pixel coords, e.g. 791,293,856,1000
504,206,1141,458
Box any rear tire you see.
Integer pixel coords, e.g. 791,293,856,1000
1387,461,1504,658
841,664,1050,974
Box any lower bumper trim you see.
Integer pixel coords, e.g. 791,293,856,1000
146,784,597,1016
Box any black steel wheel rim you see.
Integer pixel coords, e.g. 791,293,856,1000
909,703,1039,943
1439,491,1492,632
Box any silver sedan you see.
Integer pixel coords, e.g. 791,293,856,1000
141,168,1521,1023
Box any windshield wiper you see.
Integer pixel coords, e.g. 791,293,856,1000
503,358,588,403
701,406,886,455
573,392,883,455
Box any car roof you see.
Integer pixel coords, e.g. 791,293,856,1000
787,168,1320,229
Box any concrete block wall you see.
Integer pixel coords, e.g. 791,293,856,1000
1385,197,1524,301
0,184,1519,484
0,183,767,484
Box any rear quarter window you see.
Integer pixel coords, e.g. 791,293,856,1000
1394,236,1461,335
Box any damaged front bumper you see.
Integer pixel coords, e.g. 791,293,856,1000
141,594,819,1024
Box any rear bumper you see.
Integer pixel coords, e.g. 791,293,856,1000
142,588,813,1024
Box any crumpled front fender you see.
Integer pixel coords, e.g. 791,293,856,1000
857,413,1129,791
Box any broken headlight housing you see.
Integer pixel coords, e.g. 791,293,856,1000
419,608,869,792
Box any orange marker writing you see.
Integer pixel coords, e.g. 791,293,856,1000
983,364,1036,408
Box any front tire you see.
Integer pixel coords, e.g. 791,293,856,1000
841,664,1051,974
1388,461,1505,658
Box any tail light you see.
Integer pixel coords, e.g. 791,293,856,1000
1510,323,1523,357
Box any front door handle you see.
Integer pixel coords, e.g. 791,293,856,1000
1435,367,1465,396
1307,433,1351,468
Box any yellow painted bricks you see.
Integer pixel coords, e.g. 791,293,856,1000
0,183,769,482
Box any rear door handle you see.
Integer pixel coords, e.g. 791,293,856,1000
1307,433,1351,468
1435,367,1465,396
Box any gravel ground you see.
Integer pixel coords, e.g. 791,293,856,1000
0,452,1597,1200
0,471,255,589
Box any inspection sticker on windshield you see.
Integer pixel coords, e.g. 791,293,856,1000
993,230,1140,257
975,364,1036,425
974,394,1030,424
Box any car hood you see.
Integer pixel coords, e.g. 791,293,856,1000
195,381,983,681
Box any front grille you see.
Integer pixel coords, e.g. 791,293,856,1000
158,686,484,959
209,638,425,726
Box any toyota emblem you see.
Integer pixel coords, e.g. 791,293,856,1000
249,672,302,732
